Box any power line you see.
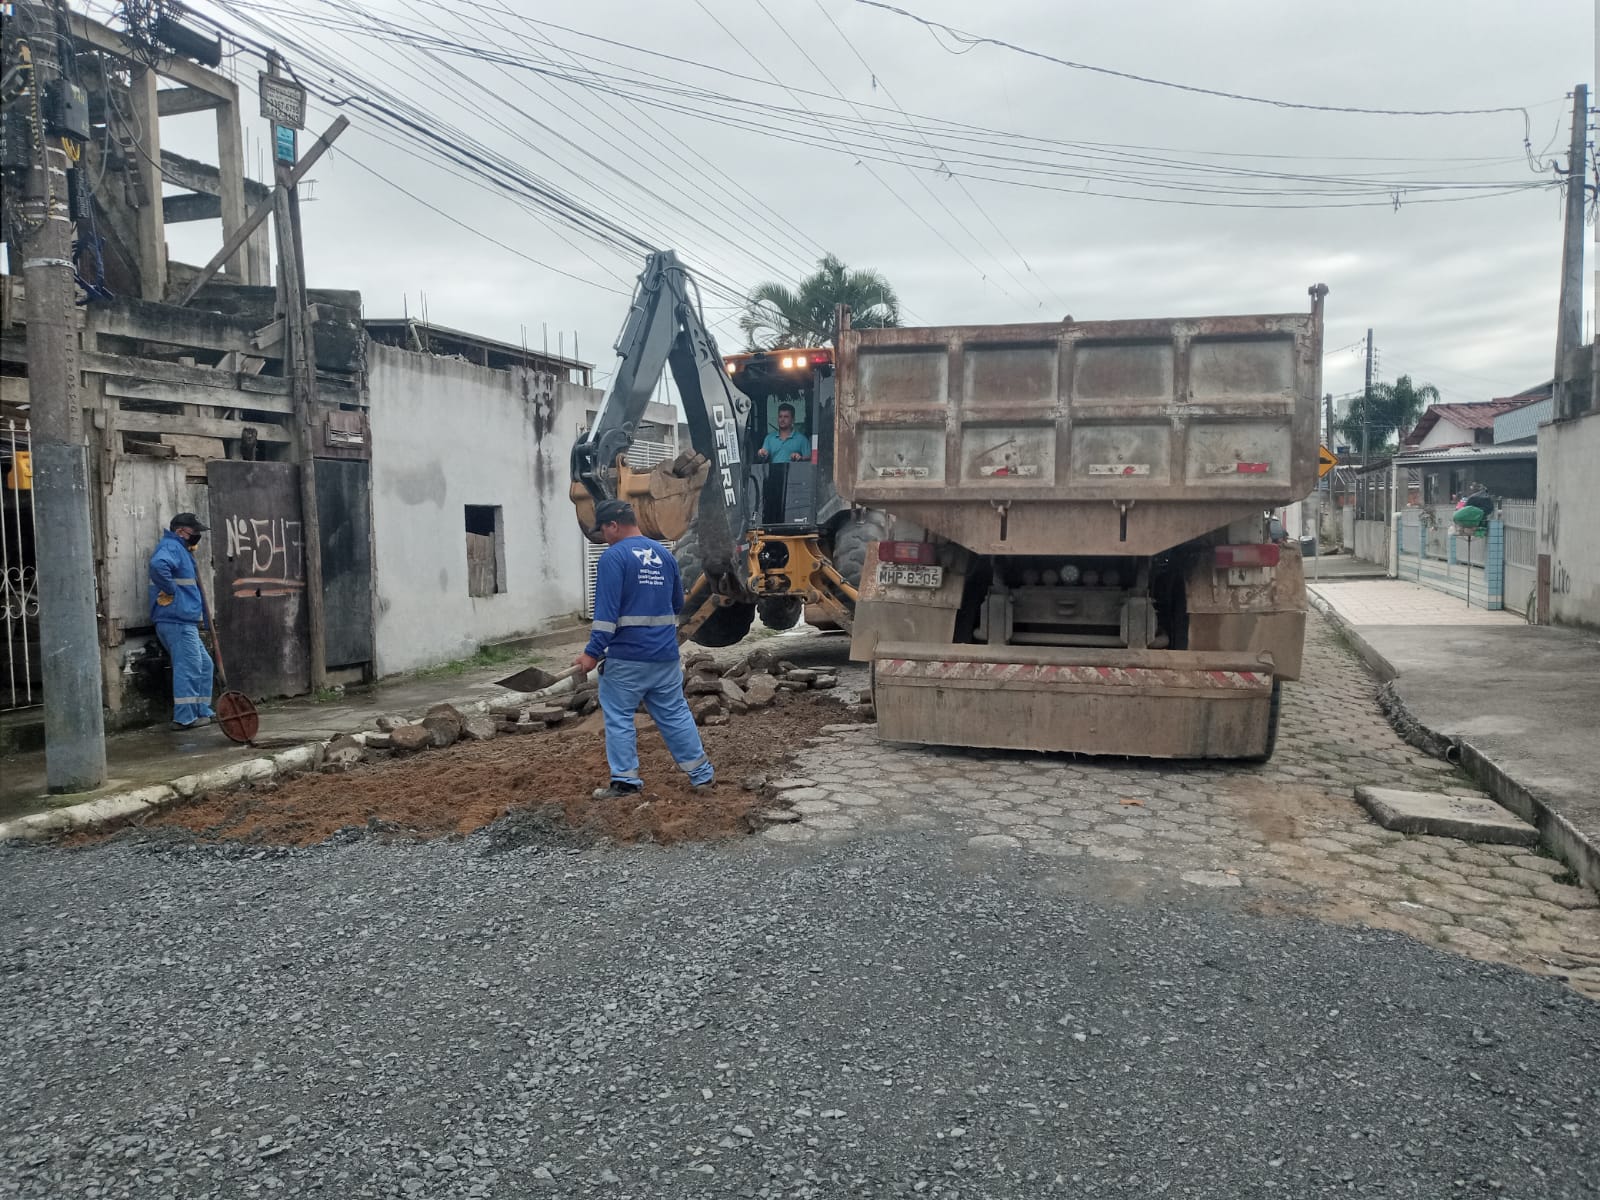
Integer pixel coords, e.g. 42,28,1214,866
853,0,1541,118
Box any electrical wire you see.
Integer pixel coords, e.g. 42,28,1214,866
852,1,1541,118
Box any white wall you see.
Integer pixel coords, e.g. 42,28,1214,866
1414,418,1472,451
1538,410,1600,630
367,344,593,675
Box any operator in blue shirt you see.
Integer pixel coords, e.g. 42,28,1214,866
148,512,217,731
756,402,810,462
573,498,714,799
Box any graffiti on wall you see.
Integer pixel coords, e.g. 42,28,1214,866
224,514,305,598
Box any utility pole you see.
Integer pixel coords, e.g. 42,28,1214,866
14,2,107,791
266,55,328,690
1553,84,1588,419
1362,327,1374,464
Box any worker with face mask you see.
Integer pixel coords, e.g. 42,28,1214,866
148,512,217,731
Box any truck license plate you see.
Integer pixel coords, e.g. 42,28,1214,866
877,563,943,589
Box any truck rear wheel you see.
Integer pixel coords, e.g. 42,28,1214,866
674,526,757,647
1247,682,1282,762
831,508,893,591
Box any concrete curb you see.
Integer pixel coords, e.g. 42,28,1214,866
1309,591,1600,893
0,683,580,845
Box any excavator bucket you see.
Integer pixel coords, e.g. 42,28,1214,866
572,451,711,544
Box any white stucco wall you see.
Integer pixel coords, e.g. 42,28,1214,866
1538,410,1600,630
367,343,593,675
1414,418,1472,451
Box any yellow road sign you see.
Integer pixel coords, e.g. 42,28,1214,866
1318,445,1339,479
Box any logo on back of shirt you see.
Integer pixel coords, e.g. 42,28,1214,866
631,546,663,568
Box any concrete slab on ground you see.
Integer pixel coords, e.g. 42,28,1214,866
1355,784,1538,846
1312,578,1600,892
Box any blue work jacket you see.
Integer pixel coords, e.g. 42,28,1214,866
148,530,206,626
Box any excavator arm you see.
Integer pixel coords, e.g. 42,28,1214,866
570,249,755,588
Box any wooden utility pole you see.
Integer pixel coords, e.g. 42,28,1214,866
1553,84,1589,419
266,56,327,689
14,2,107,790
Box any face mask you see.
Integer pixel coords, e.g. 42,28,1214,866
184,534,202,549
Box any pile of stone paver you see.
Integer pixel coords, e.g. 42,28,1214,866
681,647,838,726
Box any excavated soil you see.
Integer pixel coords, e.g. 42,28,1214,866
98,692,861,849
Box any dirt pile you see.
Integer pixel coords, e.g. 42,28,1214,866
94,691,863,849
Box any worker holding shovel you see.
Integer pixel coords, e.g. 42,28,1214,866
149,512,217,731
574,498,714,799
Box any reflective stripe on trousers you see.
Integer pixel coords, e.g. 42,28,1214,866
156,621,216,726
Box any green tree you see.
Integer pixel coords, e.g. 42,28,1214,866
739,254,900,350
1337,374,1441,454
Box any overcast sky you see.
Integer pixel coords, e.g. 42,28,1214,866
145,0,1595,411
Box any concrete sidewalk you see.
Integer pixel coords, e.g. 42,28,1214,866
0,634,589,824
1310,579,1600,892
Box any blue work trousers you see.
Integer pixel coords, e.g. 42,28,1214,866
156,621,216,726
598,657,714,788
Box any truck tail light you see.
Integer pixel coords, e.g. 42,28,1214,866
879,540,937,565
1214,544,1280,568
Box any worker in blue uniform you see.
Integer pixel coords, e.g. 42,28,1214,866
148,512,216,731
574,498,714,799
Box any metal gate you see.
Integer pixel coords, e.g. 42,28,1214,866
315,459,374,669
1500,500,1537,618
209,460,311,699
1,416,39,710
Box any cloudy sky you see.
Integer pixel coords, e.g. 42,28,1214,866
141,0,1594,410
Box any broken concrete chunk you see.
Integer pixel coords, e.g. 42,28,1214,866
421,715,461,748
703,713,730,727
778,680,809,692
744,674,778,708
784,668,818,684
461,715,498,741
324,734,368,767
375,714,410,732
719,678,748,714
722,661,752,682
812,675,838,689
363,733,393,751
687,676,724,696
691,696,723,724
524,704,567,724
389,724,433,754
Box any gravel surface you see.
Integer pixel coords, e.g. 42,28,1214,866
3,833,1597,1199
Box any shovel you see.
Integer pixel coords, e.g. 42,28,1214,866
495,662,586,700
195,576,260,744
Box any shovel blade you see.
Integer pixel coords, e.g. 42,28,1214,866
496,665,561,692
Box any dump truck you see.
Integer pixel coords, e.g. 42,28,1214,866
835,285,1329,759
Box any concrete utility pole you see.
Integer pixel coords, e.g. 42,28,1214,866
15,2,107,790
266,55,328,690
1362,327,1374,464
1553,84,1588,419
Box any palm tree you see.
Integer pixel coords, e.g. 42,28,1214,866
1337,374,1441,455
739,254,900,350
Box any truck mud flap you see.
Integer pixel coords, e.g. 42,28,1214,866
872,641,1277,760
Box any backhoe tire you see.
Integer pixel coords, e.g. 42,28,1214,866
673,526,757,648
831,508,893,592
758,597,803,631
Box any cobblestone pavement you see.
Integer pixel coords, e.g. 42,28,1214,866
758,616,1600,1000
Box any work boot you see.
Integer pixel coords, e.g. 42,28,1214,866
172,717,212,730
592,782,643,800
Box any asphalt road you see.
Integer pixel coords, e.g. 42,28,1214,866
4,832,1597,1199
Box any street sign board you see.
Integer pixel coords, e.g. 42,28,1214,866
259,74,307,129
274,125,297,165
1318,444,1338,479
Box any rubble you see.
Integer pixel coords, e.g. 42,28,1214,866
681,649,849,725
324,734,368,768
389,725,433,754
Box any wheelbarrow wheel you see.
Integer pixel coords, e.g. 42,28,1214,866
216,690,260,744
